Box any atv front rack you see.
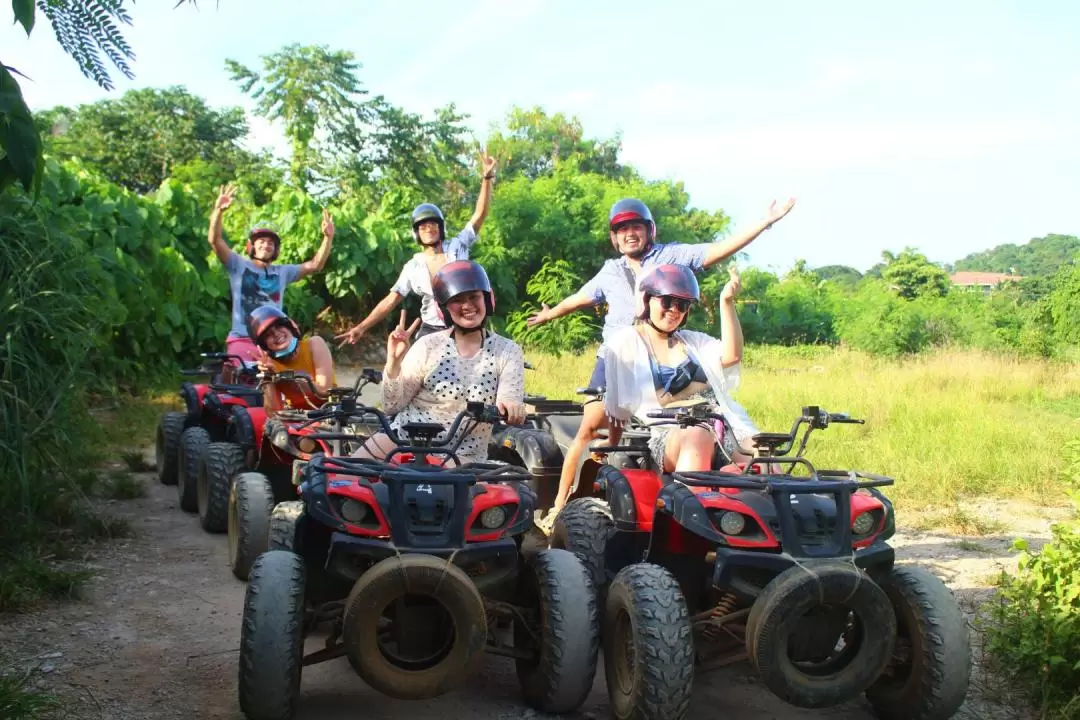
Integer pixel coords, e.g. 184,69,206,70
672,465,894,560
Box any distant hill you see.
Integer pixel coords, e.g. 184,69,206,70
952,234,1080,277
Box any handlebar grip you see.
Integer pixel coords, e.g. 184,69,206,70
646,409,679,419
832,417,865,424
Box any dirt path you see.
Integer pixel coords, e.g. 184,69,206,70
0,368,1058,719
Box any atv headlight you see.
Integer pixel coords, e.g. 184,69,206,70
339,499,369,524
296,437,317,454
479,506,507,529
718,511,746,535
852,511,875,535
271,428,289,450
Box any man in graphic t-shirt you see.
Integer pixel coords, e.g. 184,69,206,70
208,183,335,363
335,154,497,346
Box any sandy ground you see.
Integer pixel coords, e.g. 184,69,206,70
0,367,1062,720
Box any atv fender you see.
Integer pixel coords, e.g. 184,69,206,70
489,426,563,509
180,381,204,426
229,406,268,451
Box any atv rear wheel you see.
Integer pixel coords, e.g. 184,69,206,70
865,565,971,720
229,472,275,581
156,412,186,486
198,442,245,533
514,548,600,713
745,562,896,709
237,550,305,720
550,497,614,598
342,554,487,699
177,426,210,513
603,563,694,720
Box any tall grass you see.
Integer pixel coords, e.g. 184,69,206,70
0,188,123,613
523,344,1080,512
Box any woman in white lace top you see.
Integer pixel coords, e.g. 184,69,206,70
355,261,527,466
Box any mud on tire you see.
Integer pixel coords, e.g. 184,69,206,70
514,548,600,713
238,550,305,720
342,554,487,700
156,412,186,486
229,472,275,581
603,563,694,720
177,426,210,513
550,497,614,598
745,562,896,709
865,565,971,720
198,442,245,533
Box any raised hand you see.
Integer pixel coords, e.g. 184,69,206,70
720,264,742,302
765,197,796,224
480,151,497,177
321,208,335,240
387,309,422,366
215,183,237,211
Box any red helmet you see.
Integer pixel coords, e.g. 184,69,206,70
432,260,495,323
246,306,300,349
246,222,281,261
609,198,656,252
635,264,700,325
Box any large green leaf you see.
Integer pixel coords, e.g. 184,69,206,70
0,64,42,194
12,0,35,35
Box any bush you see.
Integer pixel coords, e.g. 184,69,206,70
983,438,1080,718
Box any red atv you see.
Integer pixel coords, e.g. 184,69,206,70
205,369,382,581
155,352,262,513
553,404,971,720
236,400,599,719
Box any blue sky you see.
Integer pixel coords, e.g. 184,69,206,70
4,0,1078,273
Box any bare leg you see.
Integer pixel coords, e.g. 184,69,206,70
663,426,717,472
550,400,608,515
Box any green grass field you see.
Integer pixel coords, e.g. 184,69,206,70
522,344,1080,515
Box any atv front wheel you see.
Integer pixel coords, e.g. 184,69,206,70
156,412,186,486
198,442,245,533
746,562,896,709
603,563,694,720
229,472,275,581
268,501,304,552
865,565,971,720
237,550,305,720
550,497,614,598
514,548,599,713
177,426,210,513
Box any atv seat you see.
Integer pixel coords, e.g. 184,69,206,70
211,384,263,397
545,414,585,449
751,432,793,453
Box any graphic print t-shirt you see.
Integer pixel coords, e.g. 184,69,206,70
225,252,303,339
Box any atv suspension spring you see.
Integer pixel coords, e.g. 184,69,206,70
696,593,745,644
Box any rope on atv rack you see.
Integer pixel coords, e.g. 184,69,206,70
385,542,463,598
787,549,863,606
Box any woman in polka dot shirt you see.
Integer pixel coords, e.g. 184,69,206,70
354,261,527,466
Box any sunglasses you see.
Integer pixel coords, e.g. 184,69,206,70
656,296,692,313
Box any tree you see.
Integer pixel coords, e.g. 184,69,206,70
815,264,863,289
37,87,257,194
3,0,200,194
879,248,951,300
953,234,1080,278
485,106,628,181
226,44,368,192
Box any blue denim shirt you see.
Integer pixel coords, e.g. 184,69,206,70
578,241,709,347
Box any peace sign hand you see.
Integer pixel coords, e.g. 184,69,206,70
321,208,335,241
480,150,496,178
720,264,742,302
386,310,422,371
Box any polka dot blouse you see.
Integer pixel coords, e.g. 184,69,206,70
380,329,526,464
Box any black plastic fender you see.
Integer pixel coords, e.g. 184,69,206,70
654,482,725,544
488,426,563,509
180,381,201,427
229,405,257,449
598,465,638,531
503,481,538,537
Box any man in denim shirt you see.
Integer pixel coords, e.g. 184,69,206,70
526,196,796,518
